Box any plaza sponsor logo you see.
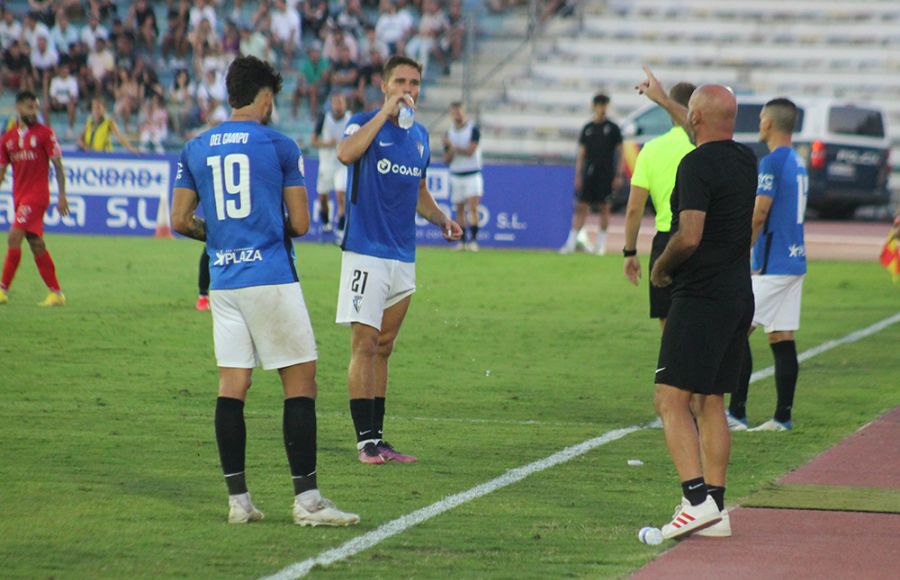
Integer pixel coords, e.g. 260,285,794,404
214,247,264,267
376,158,422,177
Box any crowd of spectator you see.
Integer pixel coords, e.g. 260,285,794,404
0,0,471,151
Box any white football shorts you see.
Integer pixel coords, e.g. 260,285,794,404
752,274,804,333
210,282,317,370
316,158,348,194
336,251,416,330
449,172,484,204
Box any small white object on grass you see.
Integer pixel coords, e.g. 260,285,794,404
638,526,663,545
627,459,644,466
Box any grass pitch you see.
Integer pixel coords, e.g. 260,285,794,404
1,234,898,579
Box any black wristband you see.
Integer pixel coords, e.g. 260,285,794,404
623,248,637,257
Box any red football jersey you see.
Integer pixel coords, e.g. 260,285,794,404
0,122,61,206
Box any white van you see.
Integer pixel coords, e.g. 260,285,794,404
620,97,891,218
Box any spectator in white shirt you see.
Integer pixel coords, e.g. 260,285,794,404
87,36,115,93
189,0,217,35
48,63,78,138
0,10,23,51
375,0,411,54
139,93,169,153
405,0,449,75
29,34,58,99
270,0,302,67
23,12,52,53
81,14,109,52
50,12,80,56
323,25,359,63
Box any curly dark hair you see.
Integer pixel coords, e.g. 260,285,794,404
225,55,283,109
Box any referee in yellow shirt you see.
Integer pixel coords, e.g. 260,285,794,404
623,82,695,331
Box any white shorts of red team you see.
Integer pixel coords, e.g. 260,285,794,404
449,172,484,205
316,158,348,194
336,251,416,330
210,282,317,370
752,274,805,333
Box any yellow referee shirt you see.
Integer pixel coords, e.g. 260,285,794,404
629,127,694,233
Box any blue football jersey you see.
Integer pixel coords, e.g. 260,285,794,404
174,120,306,290
752,146,808,275
341,110,431,263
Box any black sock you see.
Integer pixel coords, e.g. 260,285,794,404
707,486,726,512
215,397,247,495
373,397,386,441
337,214,345,231
319,207,329,226
728,337,752,419
772,340,798,423
198,251,210,296
460,227,468,243
284,397,317,494
350,398,375,443
681,477,707,506
470,225,479,241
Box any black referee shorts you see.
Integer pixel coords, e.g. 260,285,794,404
648,231,672,319
655,296,754,395
577,176,612,206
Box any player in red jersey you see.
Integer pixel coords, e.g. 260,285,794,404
0,91,68,306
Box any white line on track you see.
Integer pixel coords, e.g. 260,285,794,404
263,312,900,579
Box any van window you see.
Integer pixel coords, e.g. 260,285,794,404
633,106,672,137
828,107,885,138
735,104,805,134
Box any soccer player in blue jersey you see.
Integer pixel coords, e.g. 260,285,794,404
335,55,463,464
728,98,808,432
171,55,360,526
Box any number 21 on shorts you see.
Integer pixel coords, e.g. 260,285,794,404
207,154,251,220
350,269,369,294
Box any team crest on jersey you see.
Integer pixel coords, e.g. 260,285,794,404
416,141,424,158
352,295,363,313
30,136,37,148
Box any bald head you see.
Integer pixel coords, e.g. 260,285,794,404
687,84,737,144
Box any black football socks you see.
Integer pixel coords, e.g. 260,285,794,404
350,398,376,446
728,338,752,420
682,477,708,506
215,397,248,495
772,340,799,423
284,397,318,494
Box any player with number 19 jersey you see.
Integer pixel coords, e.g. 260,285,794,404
751,147,807,275
341,110,430,263
174,121,306,290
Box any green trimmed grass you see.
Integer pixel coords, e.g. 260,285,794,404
744,484,900,513
1,234,898,579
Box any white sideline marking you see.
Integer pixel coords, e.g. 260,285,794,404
263,312,900,579
261,426,642,580
749,311,900,383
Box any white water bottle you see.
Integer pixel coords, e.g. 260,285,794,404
398,104,414,129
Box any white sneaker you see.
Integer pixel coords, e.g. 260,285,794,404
558,244,574,254
695,509,731,537
228,494,265,524
660,495,722,540
726,411,748,431
749,418,793,432
466,241,480,252
293,496,360,527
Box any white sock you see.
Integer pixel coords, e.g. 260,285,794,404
296,488,322,510
229,492,252,508
596,230,608,252
564,229,578,249
356,438,379,451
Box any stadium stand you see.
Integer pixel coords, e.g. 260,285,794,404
444,0,900,172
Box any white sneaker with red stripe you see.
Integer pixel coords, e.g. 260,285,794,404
660,495,722,540
695,509,732,537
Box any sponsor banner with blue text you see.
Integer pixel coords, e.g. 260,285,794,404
2,153,574,249
0,152,175,236
306,161,574,249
